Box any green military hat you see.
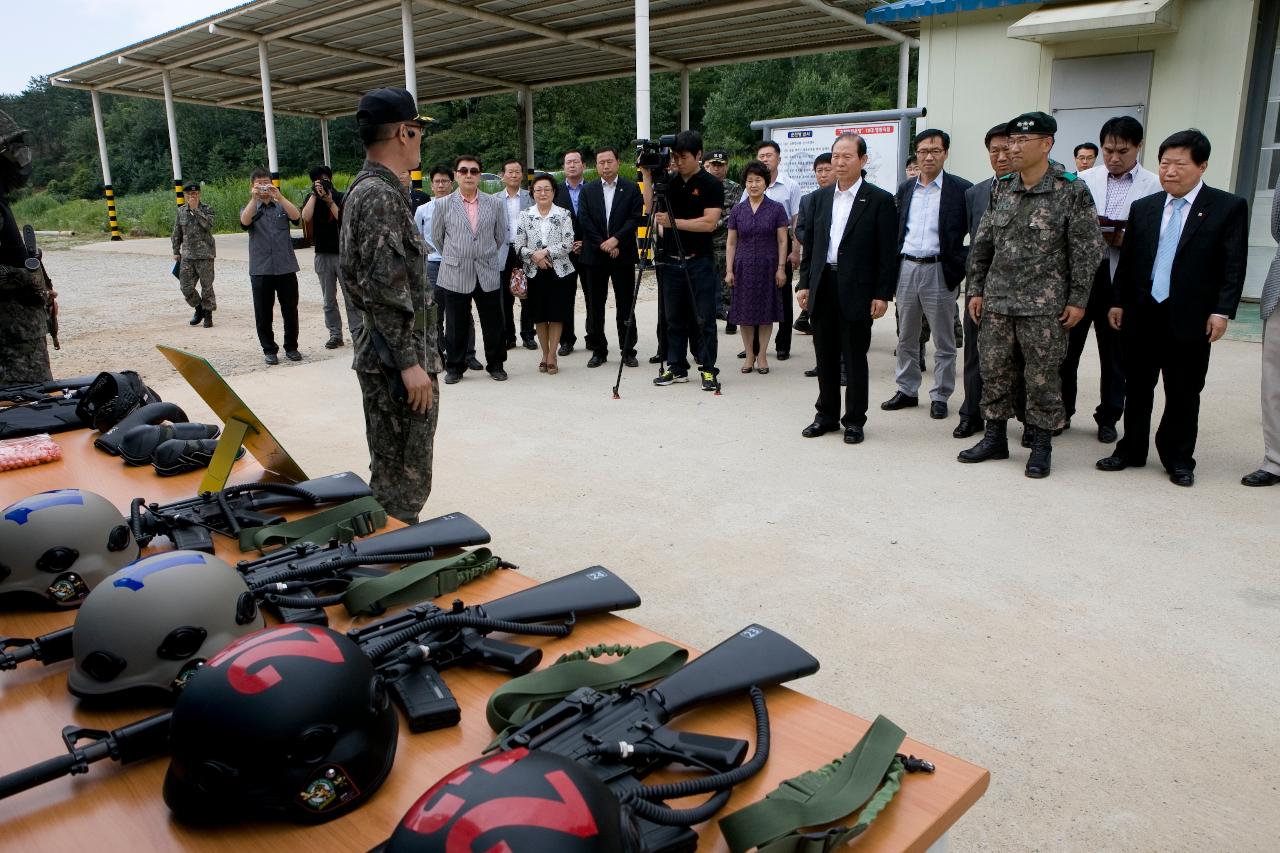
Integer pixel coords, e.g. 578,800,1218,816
1006,111,1057,137
183,180,201,192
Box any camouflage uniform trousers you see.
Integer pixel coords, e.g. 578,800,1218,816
977,312,1067,430
179,259,216,311
0,335,52,385
357,369,439,526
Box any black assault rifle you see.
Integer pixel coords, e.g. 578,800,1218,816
350,566,641,731
129,471,377,553
0,566,641,801
0,375,97,405
492,624,821,853
0,512,494,670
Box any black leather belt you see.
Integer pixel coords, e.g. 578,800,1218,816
824,263,839,272
901,253,939,264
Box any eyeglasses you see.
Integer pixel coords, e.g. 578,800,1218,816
915,148,945,157
532,186,554,193
456,167,481,176
1007,135,1047,147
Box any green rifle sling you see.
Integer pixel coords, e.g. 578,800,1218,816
341,547,503,616
718,715,908,853
485,641,689,738
236,495,388,552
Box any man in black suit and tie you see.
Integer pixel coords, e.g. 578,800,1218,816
555,150,587,356
1098,129,1248,486
882,129,972,420
797,132,898,444
579,146,644,368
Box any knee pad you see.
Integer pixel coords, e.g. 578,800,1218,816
151,438,244,477
94,401,189,456
119,422,221,466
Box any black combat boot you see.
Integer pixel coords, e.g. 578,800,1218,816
957,419,1009,463
189,307,204,326
1025,426,1052,479
203,310,213,328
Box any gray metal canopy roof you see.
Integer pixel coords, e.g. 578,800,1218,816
48,0,920,119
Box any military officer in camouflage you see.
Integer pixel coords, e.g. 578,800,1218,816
0,109,52,386
171,181,217,327
961,111,1104,478
704,150,743,330
339,88,442,525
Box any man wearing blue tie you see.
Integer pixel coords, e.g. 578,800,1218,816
1098,130,1248,487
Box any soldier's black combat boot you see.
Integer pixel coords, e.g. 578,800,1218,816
189,307,204,326
203,310,213,328
958,419,1008,463
1025,426,1052,479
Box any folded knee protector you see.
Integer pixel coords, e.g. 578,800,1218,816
94,401,190,456
151,438,244,477
120,422,221,466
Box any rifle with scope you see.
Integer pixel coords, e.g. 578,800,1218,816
350,566,642,731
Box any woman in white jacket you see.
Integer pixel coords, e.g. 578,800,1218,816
514,172,577,374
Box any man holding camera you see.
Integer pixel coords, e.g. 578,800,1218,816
170,180,216,328
639,130,725,391
303,165,361,349
240,167,302,365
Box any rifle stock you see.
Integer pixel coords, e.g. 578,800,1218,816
349,513,491,557
479,567,640,624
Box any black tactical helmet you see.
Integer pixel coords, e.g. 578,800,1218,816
164,625,398,824
0,489,138,607
69,550,265,699
379,748,641,853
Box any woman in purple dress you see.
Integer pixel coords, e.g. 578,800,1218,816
725,160,789,374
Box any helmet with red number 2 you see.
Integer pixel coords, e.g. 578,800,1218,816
163,625,398,825
377,748,641,853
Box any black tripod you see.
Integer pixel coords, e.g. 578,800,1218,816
611,180,720,398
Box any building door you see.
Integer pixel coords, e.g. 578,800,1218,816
1048,53,1154,169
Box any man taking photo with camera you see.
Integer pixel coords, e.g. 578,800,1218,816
240,167,302,365
638,130,724,391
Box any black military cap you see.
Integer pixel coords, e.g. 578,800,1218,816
356,87,428,128
182,180,201,192
1006,111,1057,136
703,150,729,164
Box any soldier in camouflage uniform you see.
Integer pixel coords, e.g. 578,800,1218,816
0,109,52,386
960,112,1104,478
339,88,442,525
703,150,743,329
171,181,217,327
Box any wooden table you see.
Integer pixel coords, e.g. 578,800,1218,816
0,430,988,851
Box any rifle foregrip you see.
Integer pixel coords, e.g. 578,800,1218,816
0,755,81,800
170,524,215,554
391,668,461,733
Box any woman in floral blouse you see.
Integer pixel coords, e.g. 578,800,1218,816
515,173,577,374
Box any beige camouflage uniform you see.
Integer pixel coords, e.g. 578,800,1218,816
967,162,1104,430
339,159,442,524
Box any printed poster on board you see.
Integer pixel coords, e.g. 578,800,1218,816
774,121,902,194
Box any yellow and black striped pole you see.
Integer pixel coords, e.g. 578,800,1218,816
174,178,184,207
411,169,423,194
104,184,122,242
270,171,281,188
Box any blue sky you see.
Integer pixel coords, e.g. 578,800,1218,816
3,0,234,95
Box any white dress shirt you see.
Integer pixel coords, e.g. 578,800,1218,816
826,178,862,265
503,189,521,244
902,173,943,257
414,199,442,262
766,174,803,221
602,179,617,224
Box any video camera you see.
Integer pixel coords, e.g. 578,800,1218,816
634,134,677,172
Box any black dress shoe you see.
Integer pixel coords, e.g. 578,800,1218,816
587,354,606,368
1169,469,1194,487
804,367,819,377
189,307,204,326
1242,469,1280,487
952,417,983,439
737,350,747,359
1096,454,1141,472
1097,423,1118,444
488,368,508,381
466,355,484,372
505,339,517,350
930,401,947,419
776,351,790,361
624,355,639,368
264,352,280,365
285,350,302,362
558,343,573,357
880,391,919,411
801,420,838,438
843,426,864,444
522,337,538,350
324,336,343,349
725,323,738,334
444,371,462,384
649,354,663,364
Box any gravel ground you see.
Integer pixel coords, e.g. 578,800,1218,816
25,237,1280,852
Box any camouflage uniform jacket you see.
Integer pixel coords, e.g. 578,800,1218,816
712,179,744,254
967,162,1104,316
340,159,443,375
171,203,217,259
0,195,44,341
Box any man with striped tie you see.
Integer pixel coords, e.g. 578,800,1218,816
1242,182,1280,487
1098,130,1248,487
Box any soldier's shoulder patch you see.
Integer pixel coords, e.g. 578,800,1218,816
1060,172,1078,183
998,173,1016,182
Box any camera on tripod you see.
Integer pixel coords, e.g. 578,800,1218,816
634,135,677,173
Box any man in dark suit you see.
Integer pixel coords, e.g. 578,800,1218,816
797,133,898,444
554,150,587,356
579,146,644,368
882,129,972,420
956,125,1012,438
1098,129,1248,486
